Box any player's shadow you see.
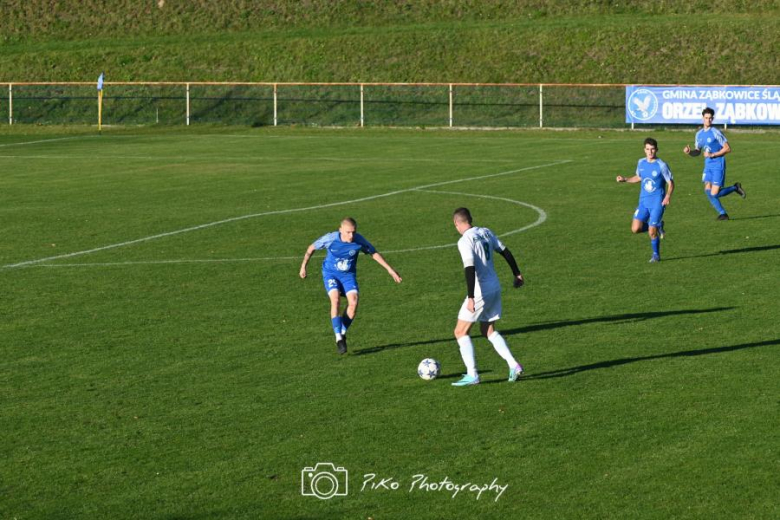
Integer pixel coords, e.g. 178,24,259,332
354,306,734,356
732,213,780,221
664,243,780,262
500,307,733,337
517,338,780,381
353,336,453,355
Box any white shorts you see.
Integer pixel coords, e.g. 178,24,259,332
458,291,502,323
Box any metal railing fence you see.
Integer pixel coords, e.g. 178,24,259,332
4,82,631,129
6,81,776,130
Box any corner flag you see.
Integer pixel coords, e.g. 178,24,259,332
97,72,104,131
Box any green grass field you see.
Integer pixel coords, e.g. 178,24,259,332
2,126,779,519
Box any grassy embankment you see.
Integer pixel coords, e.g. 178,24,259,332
1,1,779,84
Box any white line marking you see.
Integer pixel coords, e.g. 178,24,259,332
34,191,546,267
0,136,90,148
3,160,570,270
0,155,163,160
0,154,517,164
35,257,300,268
380,189,547,254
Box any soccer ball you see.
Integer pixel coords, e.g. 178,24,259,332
417,358,441,380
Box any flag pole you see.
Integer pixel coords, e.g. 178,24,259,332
97,72,104,133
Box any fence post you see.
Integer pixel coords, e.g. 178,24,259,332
8,84,12,125
449,84,454,127
539,84,544,128
186,83,190,126
273,84,278,127
360,84,364,127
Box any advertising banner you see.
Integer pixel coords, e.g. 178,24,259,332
626,86,780,125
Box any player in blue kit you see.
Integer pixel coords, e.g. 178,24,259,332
683,107,746,220
300,217,402,354
616,138,675,263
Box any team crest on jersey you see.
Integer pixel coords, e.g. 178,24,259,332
652,170,659,177
349,249,356,256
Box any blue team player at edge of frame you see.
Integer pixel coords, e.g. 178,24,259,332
683,107,746,220
300,217,402,354
616,137,675,263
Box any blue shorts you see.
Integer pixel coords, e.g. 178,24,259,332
702,166,726,187
322,271,358,296
633,202,665,228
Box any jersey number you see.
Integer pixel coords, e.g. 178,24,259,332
479,239,491,260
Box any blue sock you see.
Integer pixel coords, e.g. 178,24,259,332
341,313,353,333
716,185,736,198
331,316,343,336
651,237,660,257
706,189,727,214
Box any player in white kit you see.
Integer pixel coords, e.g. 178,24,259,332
451,207,525,386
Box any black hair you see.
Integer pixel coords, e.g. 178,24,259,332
453,207,472,224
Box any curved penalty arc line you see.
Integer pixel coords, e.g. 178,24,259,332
6,161,564,269
382,188,547,254
34,190,547,267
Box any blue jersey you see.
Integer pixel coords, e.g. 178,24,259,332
636,158,673,204
695,127,728,171
312,231,376,274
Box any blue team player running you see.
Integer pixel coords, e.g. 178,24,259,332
683,107,746,220
300,217,402,354
616,137,675,263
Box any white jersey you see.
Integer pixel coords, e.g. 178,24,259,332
457,226,505,298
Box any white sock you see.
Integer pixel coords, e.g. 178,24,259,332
456,335,478,378
336,332,343,341
488,331,518,368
